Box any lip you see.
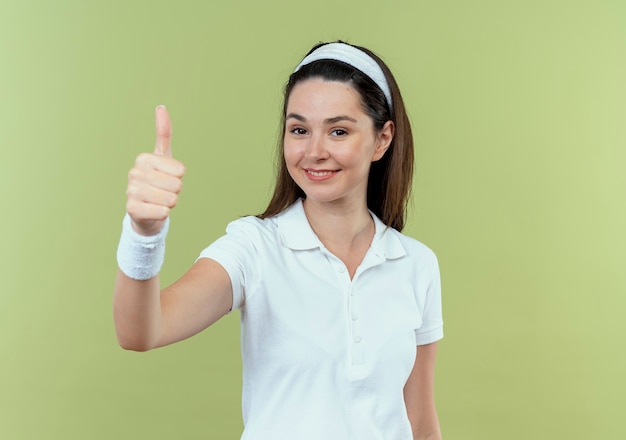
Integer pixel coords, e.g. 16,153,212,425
303,168,339,181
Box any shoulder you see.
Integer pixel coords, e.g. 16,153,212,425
226,199,318,252
377,224,438,271
220,215,281,248
224,215,274,234
220,201,306,247
381,229,440,287
393,229,437,259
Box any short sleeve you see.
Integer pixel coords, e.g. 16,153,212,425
196,218,260,312
415,255,444,345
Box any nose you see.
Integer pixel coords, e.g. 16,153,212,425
305,133,329,161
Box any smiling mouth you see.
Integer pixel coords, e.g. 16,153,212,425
305,169,336,177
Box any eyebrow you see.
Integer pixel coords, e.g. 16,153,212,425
286,113,358,124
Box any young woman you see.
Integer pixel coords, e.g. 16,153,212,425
115,41,443,440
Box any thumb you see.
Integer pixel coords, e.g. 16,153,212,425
154,105,172,157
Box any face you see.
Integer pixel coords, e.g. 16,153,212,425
283,78,393,208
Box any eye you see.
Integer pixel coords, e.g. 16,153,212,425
289,127,308,135
331,129,348,137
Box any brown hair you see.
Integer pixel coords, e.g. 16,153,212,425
259,41,414,231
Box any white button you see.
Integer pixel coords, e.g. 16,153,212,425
354,336,362,343
338,266,346,273
351,314,358,321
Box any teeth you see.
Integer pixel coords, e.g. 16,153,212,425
308,170,333,176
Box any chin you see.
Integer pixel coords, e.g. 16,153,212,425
301,191,352,206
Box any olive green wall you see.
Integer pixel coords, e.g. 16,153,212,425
1,0,624,438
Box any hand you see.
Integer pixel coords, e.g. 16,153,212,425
126,105,186,236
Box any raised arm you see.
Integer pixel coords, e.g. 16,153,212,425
113,106,232,352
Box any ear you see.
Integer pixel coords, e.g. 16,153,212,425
372,120,395,162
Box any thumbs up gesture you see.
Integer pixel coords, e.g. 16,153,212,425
126,106,186,236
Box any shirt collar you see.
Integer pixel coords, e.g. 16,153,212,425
273,199,320,250
274,199,406,260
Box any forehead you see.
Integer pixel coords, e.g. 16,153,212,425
286,79,365,116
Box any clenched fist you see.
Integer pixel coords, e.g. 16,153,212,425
126,106,186,236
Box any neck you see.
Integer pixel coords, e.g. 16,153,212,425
302,198,375,279
302,198,373,248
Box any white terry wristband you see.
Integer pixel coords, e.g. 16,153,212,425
116,214,170,280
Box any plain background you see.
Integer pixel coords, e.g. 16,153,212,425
1,0,625,438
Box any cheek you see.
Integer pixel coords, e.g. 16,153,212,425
334,144,372,168
283,142,302,167
283,146,303,185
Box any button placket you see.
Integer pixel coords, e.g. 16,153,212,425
324,250,351,287
347,283,364,365
326,253,359,364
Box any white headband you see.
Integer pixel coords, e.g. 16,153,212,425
294,42,393,110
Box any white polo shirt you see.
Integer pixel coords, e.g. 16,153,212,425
198,199,443,440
